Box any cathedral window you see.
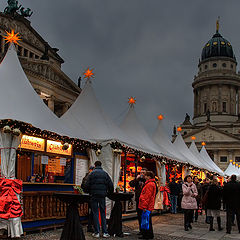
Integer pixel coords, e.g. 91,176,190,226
222,63,226,68
235,156,240,162
220,156,227,162
212,101,217,112
204,103,207,113
205,65,208,69
24,49,28,57
222,102,227,112
30,52,34,58
17,46,22,56
213,63,217,68
231,64,234,69
35,55,39,59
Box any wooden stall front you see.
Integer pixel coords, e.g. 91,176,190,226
10,135,90,231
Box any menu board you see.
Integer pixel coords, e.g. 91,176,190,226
75,158,89,186
48,158,62,174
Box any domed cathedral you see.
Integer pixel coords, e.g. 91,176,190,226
0,2,81,117
176,19,240,170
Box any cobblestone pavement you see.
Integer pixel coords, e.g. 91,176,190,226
14,211,240,239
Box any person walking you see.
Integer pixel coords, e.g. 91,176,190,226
181,175,198,231
138,171,157,239
129,168,147,235
193,176,202,222
85,161,114,238
205,179,223,231
201,178,211,224
223,175,240,234
168,178,179,214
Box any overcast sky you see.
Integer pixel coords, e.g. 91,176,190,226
1,0,240,137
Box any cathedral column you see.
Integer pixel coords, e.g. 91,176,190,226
207,86,210,111
198,88,201,115
194,90,197,117
238,88,240,115
213,150,219,163
62,103,70,114
48,96,55,112
218,84,222,114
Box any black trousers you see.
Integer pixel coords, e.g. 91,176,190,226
226,208,240,233
139,210,154,239
184,209,194,227
136,201,142,232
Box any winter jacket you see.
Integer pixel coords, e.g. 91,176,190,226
223,180,240,210
138,179,157,211
168,182,180,196
205,184,222,210
181,182,198,210
85,166,114,198
129,177,146,202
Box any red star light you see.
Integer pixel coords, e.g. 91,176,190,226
158,114,164,120
4,30,21,45
128,97,136,105
83,68,94,80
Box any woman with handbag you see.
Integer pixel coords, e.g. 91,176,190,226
205,179,223,231
181,175,198,231
138,171,157,239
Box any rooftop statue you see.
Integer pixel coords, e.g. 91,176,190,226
20,7,33,18
4,0,21,15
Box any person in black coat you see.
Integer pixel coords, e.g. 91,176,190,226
168,178,180,214
223,175,240,234
205,179,223,231
129,168,147,235
201,178,211,224
85,161,114,238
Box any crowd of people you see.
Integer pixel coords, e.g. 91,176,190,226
80,161,240,239
168,174,240,234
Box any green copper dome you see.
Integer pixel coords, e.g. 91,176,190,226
201,31,235,61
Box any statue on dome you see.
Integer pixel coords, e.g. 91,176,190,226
4,0,21,15
20,7,33,18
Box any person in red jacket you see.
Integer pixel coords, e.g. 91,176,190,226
138,171,157,239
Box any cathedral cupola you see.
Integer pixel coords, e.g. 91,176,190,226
201,19,235,61
192,19,240,127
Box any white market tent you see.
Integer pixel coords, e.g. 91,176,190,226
61,80,144,150
120,105,169,157
0,43,87,139
224,162,240,177
152,118,187,163
199,146,224,175
190,142,223,175
173,134,205,169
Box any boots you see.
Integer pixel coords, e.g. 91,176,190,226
209,217,215,231
217,217,223,231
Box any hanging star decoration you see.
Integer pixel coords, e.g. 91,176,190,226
158,114,164,120
177,127,182,132
191,136,196,141
128,97,136,105
83,68,94,80
201,141,206,146
3,30,21,45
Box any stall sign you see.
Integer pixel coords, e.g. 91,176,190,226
48,158,62,173
46,140,72,156
75,158,88,185
20,135,45,151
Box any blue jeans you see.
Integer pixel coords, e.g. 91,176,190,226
90,197,107,234
170,195,178,214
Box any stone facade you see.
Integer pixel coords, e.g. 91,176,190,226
177,28,240,170
0,12,80,117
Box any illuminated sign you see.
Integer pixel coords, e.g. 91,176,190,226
46,140,72,156
20,135,45,151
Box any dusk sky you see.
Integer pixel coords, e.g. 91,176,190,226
1,0,240,137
